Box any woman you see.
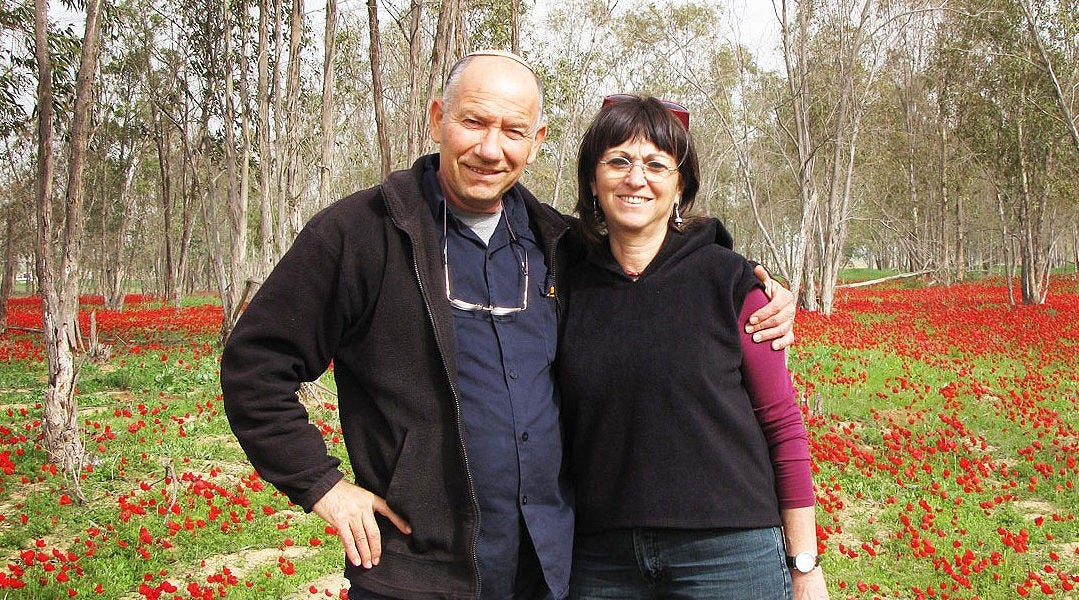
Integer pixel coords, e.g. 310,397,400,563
557,94,829,600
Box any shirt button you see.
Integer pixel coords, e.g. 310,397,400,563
521,495,529,505
508,370,518,379
521,432,529,442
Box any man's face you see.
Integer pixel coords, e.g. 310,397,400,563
429,56,547,213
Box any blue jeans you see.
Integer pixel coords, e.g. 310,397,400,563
569,527,792,600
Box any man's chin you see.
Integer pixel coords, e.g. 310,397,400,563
457,185,511,211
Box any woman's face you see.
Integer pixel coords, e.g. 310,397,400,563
591,137,682,240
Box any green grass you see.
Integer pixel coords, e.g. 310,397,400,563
0,337,351,599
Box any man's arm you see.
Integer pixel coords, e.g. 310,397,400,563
748,264,796,351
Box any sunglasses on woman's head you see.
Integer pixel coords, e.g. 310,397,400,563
601,94,690,129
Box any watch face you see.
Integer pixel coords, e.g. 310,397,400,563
795,552,817,572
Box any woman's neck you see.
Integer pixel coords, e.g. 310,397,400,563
609,229,665,279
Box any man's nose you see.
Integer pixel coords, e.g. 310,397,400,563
474,126,502,161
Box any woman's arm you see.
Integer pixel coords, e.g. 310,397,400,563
740,288,829,600
739,287,814,508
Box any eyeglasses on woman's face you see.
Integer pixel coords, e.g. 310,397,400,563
598,156,679,183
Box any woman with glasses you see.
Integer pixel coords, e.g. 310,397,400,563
556,95,829,600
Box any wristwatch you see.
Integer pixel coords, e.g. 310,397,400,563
786,551,820,573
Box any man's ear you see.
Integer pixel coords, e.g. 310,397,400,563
526,123,547,164
429,99,445,144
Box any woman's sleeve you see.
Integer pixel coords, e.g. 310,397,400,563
740,287,816,508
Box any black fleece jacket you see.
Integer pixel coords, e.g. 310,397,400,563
557,218,779,534
221,155,575,599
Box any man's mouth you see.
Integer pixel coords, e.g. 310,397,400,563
466,164,502,177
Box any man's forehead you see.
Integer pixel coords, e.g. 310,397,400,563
449,67,540,118
451,92,538,125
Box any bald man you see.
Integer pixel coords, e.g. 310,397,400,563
222,50,795,599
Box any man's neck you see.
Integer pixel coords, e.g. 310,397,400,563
448,204,503,246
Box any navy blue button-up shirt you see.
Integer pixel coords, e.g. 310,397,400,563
423,161,572,599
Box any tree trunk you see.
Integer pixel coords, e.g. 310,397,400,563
238,6,255,273
319,0,338,206
369,0,392,177
997,190,1016,306
422,0,458,167
35,0,103,485
779,0,819,310
104,150,141,310
510,0,520,54
818,0,872,316
1014,81,1052,306
0,208,13,335
176,79,197,308
406,0,425,163
280,0,304,252
150,94,176,305
1072,225,1078,280
222,1,246,341
257,0,275,276
273,0,289,258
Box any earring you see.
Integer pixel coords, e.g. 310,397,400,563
592,195,603,221
673,200,683,227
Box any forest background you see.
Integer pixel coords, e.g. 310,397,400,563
3,0,1078,326
0,0,1078,597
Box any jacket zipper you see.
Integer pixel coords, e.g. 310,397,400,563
409,238,483,599
543,221,569,320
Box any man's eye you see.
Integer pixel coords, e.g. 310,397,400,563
505,129,526,141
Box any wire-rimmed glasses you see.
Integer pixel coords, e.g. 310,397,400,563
442,205,529,316
598,156,680,182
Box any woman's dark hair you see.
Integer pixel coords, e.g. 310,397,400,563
575,95,700,245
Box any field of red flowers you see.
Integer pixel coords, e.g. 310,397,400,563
0,280,1077,599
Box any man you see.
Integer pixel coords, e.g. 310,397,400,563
221,50,795,600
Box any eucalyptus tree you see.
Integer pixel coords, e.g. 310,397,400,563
1,3,44,325
368,0,392,177
140,1,201,306
852,4,960,279
942,0,1077,304
318,0,338,207
527,0,619,211
279,0,306,257
33,0,104,490
83,4,155,310
774,0,946,314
